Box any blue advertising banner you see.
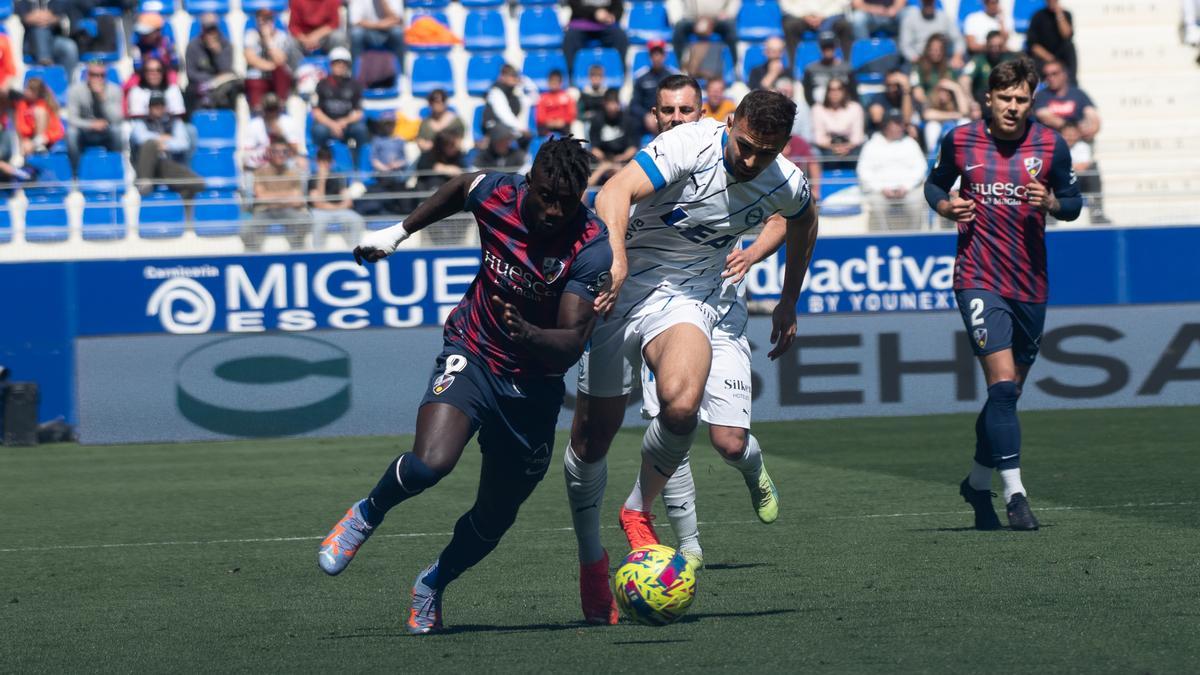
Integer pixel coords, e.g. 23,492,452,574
3,225,1199,426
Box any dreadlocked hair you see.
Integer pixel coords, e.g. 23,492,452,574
532,135,592,197
733,89,797,140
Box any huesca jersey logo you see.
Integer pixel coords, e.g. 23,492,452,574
542,257,566,283
1024,157,1043,178
433,354,468,395
974,327,988,349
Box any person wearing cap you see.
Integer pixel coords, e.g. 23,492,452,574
672,0,740,78
16,0,79,75
856,113,928,231
66,60,124,170
348,0,405,62
483,64,533,144
130,90,203,200
308,145,366,249
185,13,241,112
471,126,527,172
289,0,349,55
534,70,576,137
312,47,369,164
780,0,853,65
245,8,299,112
801,31,856,106
898,0,965,68
630,40,678,135
747,36,789,92
132,12,180,74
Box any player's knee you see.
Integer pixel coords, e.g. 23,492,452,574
659,403,699,436
710,427,747,461
987,380,1020,410
398,452,447,492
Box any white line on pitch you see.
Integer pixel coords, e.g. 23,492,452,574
0,501,1194,554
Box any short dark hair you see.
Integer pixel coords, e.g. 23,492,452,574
985,29,1003,41
657,74,701,102
734,89,797,139
499,64,518,78
988,56,1039,93
531,135,591,198
603,88,621,104
548,69,563,80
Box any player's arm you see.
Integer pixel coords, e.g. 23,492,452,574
591,156,662,315
924,132,976,222
1026,135,1082,221
722,214,788,284
771,204,819,360
353,171,485,264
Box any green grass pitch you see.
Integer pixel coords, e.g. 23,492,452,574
2,407,1198,673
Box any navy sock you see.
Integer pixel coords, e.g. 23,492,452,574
432,509,513,590
364,453,443,527
982,381,1022,470
973,407,993,468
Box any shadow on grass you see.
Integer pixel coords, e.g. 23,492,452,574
703,562,770,571
910,525,1053,533
610,638,692,645
676,608,797,624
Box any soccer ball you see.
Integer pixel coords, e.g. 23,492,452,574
613,545,697,626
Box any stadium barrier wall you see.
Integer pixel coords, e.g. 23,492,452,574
1,225,1197,440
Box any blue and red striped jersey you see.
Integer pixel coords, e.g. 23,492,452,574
443,172,612,378
926,120,1082,303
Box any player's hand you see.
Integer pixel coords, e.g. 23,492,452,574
939,197,976,223
594,258,626,318
490,295,533,342
721,247,753,284
1024,181,1055,213
768,295,798,360
353,226,403,265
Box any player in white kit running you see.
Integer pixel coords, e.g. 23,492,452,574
565,89,820,624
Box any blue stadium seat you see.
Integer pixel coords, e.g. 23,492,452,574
77,148,125,196
461,0,503,7
190,147,238,190
355,53,401,99
137,0,175,13
1012,0,1037,32
850,38,898,84
522,50,567,91
24,152,72,197
24,194,70,242
410,54,454,97
407,11,453,52
138,190,186,238
78,16,123,64
794,40,840,72
472,104,485,139
406,0,450,8
82,193,126,240
741,43,790,80
466,52,505,96
24,66,69,107
193,189,241,236
626,2,670,45
957,0,985,25
357,142,374,186
572,47,623,90
183,0,229,15
518,6,563,50
0,204,11,243
820,169,862,217
906,0,942,7
242,0,287,12
192,109,237,149
630,48,679,75
737,0,784,41
0,0,13,20
517,0,557,6
688,44,734,86
464,10,506,51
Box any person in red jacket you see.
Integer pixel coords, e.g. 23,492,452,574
535,70,577,137
289,0,348,55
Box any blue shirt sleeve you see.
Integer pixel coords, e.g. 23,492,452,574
563,229,614,305
923,130,959,210
1048,133,1083,221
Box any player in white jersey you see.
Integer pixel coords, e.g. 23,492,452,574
616,76,791,571
565,89,820,625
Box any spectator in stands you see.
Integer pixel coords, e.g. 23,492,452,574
701,77,736,121
66,61,123,171
858,114,928,230
867,67,921,137
921,79,970,149
673,0,740,77
132,12,180,75
911,34,959,105
784,131,821,201
0,92,36,185
473,127,527,171
772,76,814,141
348,0,404,62
290,0,348,56
564,0,628,81
17,0,79,76
312,48,369,164
780,0,853,65
899,0,964,67
811,77,863,169
588,89,638,186
247,134,309,251
0,32,16,92
184,14,241,113
1026,0,1076,82
416,89,465,153
243,93,307,172
126,57,186,119
1033,59,1105,221
15,78,65,156
414,130,466,195
962,0,1008,56
245,9,298,113
631,40,677,135
959,30,1018,110
130,91,202,199
483,64,533,145
1060,123,1108,223
847,0,905,40
535,70,577,137
749,37,790,92
802,32,856,106
578,64,614,127
357,112,409,217
308,145,366,249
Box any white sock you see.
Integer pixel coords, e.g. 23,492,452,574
660,454,700,554
725,433,764,482
969,462,993,491
636,417,696,509
1000,468,1025,503
563,444,607,564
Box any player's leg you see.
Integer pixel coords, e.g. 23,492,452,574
710,425,779,524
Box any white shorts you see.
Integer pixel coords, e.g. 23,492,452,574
641,325,752,429
577,298,719,398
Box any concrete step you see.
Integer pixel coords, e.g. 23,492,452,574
1067,0,1179,28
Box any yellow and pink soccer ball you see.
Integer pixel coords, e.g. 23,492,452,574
613,545,697,626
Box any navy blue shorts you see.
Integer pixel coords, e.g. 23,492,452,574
419,347,565,482
955,289,1046,365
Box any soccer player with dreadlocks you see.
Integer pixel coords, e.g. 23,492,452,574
316,137,612,634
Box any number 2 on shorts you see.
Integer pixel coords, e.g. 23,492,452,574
969,298,984,326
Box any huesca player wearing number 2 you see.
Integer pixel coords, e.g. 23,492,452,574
924,57,1082,531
